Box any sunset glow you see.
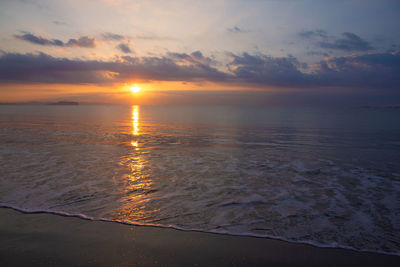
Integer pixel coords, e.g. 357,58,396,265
130,86,141,93
0,1,399,105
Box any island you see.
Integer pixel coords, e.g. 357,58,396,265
47,101,79,105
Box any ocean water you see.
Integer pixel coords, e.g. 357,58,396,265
0,105,400,254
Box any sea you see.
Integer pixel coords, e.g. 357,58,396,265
0,105,399,255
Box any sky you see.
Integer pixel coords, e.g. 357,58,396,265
0,0,399,106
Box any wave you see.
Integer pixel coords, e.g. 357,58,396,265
1,204,399,257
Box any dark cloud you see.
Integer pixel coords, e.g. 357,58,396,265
313,52,400,88
300,30,375,52
0,50,399,90
116,51,225,82
227,53,309,87
318,32,373,51
14,33,64,46
228,51,400,89
14,32,96,48
306,51,330,57
116,43,132,53
299,29,327,39
102,32,125,41
65,36,96,48
227,26,248,33
0,51,228,84
167,51,216,65
0,52,113,84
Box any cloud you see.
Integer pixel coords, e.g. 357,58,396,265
228,51,400,89
306,51,329,57
66,36,96,48
167,51,216,66
14,32,96,48
227,53,309,87
0,51,228,84
227,26,248,33
318,32,373,51
299,29,327,39
0,52,113,84
0,50,399,90
14,33,64,46
102,33,134,53
299,30,375,52
116,51,226,82
313,52,400,88
116,43,132,53
102,32,125,41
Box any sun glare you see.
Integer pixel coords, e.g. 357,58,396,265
130,86,141,93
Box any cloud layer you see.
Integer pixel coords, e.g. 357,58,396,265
314,52,400,88
0,51,227,84
14,33,96,48
319,32,374,51
300,30,374,52
227,53,308,87
0,50,399,90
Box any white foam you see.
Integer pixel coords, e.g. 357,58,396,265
1,108,400,255
1,204,399,257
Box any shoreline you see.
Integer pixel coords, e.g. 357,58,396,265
1,205,399,257
0,207,399,266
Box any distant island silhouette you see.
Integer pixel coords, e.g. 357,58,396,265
48,101,79,105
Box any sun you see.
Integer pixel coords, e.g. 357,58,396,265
130,86,141,93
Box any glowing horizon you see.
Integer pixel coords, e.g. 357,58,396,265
0,1,399,106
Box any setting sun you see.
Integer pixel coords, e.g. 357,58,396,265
130,86,141,93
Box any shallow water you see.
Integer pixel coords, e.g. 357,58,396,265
0,105,399,254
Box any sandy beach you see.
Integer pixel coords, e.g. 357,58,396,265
0,207,398,266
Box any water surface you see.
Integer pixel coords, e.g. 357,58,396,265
1,105,399,254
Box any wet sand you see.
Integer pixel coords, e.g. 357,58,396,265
0,207,398,266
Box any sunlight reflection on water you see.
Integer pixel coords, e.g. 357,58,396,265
1,105,400,254
116,105,159,221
